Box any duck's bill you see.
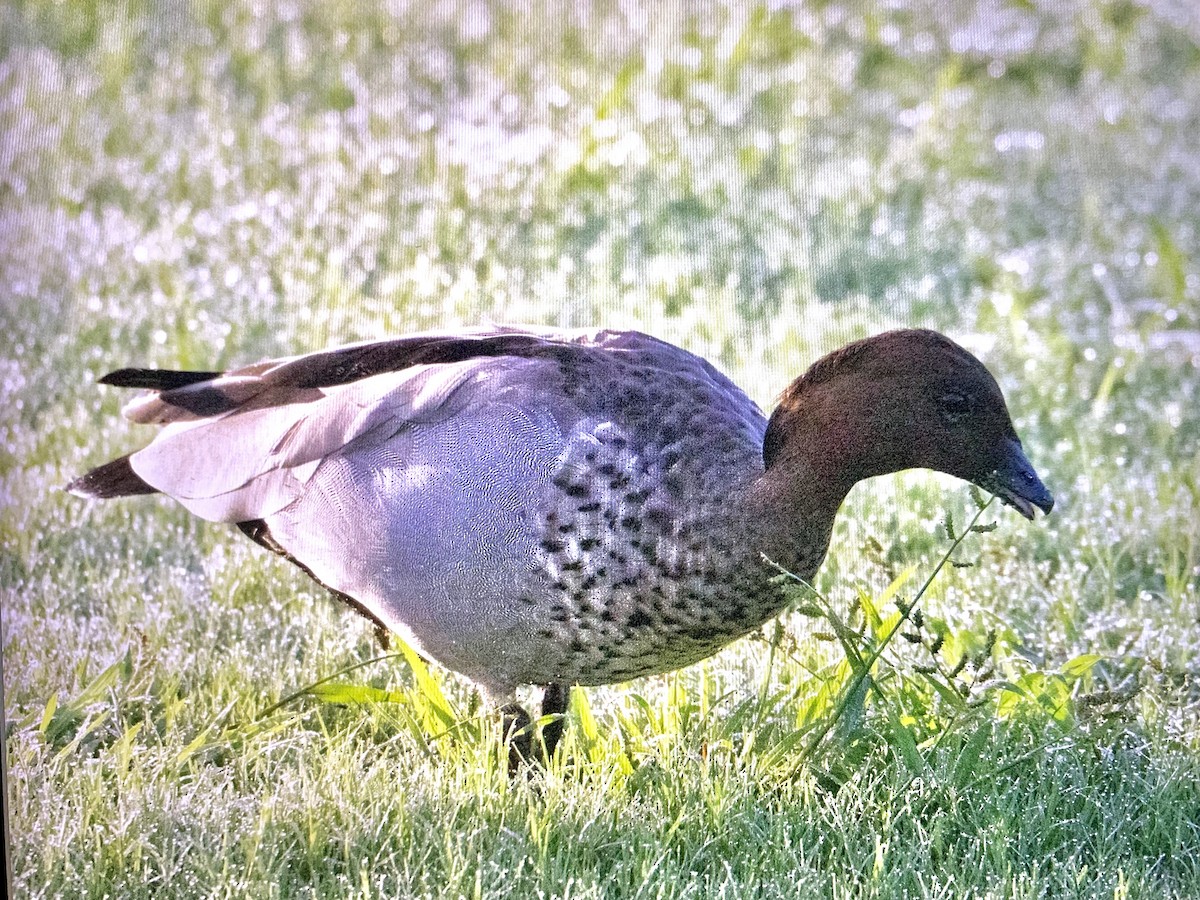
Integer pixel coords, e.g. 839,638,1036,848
978,437,1055,520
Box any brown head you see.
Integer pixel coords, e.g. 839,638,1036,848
762,329,1054,519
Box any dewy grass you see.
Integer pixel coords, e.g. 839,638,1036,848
780,494,1001,779
5,0,1200,896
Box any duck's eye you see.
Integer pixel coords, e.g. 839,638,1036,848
938,391,971,422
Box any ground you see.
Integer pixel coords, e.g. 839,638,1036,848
2,1,1199,897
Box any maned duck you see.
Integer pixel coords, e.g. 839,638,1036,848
68,326,1053,760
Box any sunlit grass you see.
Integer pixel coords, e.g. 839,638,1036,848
3,0,1200,897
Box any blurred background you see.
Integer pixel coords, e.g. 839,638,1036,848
2,0,1199,892
4,0,1198,363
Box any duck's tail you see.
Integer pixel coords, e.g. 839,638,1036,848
65,454,158,499
65,366,221,499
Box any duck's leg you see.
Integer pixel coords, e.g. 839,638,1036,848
539,683,570,760
499,684,570,773
499,702,534,775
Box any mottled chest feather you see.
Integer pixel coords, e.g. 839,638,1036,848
517,395,803,684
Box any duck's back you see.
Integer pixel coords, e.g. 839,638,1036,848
112,328,775,694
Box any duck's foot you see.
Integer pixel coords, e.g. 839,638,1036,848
500,683,572,774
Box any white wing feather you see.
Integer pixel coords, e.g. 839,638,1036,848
128,360,498,522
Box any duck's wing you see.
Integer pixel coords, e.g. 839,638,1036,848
68,326,757,519
106,327,579,426
67,327,613,521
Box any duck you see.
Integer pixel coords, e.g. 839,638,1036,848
68,325,1053,761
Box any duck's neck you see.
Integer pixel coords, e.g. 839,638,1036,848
741,452,855,582
743,372,913,577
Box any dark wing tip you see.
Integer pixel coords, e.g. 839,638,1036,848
99,368,222,390
65,455,157,499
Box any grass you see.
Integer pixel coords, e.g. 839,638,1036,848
3,0,1200,897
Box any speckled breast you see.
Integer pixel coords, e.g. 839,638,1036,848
515,399,792,686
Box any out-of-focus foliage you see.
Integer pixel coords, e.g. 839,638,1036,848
2,1,1198,897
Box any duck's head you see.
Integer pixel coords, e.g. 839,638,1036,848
763,329,1054,519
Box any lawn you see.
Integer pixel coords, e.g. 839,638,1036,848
2,1,1199,897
